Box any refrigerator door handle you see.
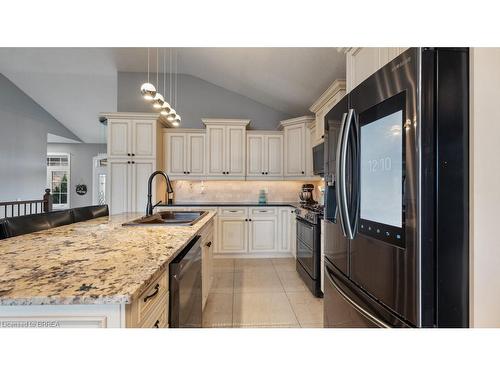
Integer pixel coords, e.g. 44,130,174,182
340,109,355,240
326,267,390,328
335,112,348,237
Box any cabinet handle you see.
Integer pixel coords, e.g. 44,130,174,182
153,320,160,328
244,218,248,222
259,210,268,213
132,161,135,164
206,241,212,247
261,172,265,175
249,218,252,221
183,171,186,174
226,171,229,175
321,135,325,139
143,284,160,302
127,153,131,156
302,171,305,174
187,171,190,174
229,210,238,213
127,161,130,164
132,153,135,156
265,172,268,175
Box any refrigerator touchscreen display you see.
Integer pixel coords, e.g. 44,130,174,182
360,110,403,240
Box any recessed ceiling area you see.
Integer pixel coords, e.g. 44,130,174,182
0,48,346,143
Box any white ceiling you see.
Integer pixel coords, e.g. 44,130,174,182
0,48,346,143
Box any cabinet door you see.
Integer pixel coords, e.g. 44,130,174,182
226,126,245,176
249,217,278,252
108,160,131,214
131,160,154,213
218,218,247,253
247,134,264,176
347,47,380,92
290,211,297,258
187,133,205,175
266,134,283,176
166,133,186,175
108,120,131,158
278,208,293,252
206,126,225,176
284,124,305,176
132,120,155,158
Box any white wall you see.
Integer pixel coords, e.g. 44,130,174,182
470,48,500,327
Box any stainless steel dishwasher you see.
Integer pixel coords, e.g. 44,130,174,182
169,235,202,328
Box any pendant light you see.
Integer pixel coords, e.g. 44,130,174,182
160,48,172,117
140,48,156,101
152,48,165,109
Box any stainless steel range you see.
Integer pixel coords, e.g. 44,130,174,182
295,203,323,298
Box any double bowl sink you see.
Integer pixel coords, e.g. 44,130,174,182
122,210,208,226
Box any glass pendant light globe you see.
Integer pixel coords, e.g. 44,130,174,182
152,93,165,109
160,101,172,116
171,119,180,127
174,114,181,122
166,109,177,122
140,82,156,101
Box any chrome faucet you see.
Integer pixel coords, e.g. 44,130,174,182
146,171,174,216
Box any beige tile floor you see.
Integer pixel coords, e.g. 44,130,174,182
203,258,324,328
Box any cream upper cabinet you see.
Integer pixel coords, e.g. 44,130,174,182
132,119,155,158
309,79,346,145
266,134,283,177
164,130,205,178
202,118,250,179
246,132,283,178
103,112,165,215
247,134,264,176
186,133,205,175
344,48,409,92
108,119,131,158
107,115,158,159
280,116,315,178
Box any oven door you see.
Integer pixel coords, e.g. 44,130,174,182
296,217,318,280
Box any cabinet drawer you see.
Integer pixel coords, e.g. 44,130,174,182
250,207,277,217
140,293,169,328
218,207,248,217
127,270,169,327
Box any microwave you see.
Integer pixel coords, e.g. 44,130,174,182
312,142,324,176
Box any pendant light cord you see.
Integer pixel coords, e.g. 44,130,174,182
156,47,159,90
147,48,150,82
169,48,173,104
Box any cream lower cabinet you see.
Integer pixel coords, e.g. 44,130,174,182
108,159,155,215
164,130,205,179
246,132,283,179
215,206,294,256
202,119,250,179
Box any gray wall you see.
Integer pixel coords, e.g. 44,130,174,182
46,143,106,208
118,72,292,130
0,74,81,202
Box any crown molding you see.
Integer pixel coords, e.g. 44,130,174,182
309,79,346,113
201,118,251,127
278,115,315,129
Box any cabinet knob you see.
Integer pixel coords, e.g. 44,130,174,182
261,172,265,175
302,171,305,174
132,161,135,164
127,161,130,164
226,171,229,175
206,241,212,247
187,171,190,174
127,153,131,156
132,153,135,156
265,172,268,175
249,218,252,221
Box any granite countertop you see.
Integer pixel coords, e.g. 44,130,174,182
160,201,301,208
0,210,216,306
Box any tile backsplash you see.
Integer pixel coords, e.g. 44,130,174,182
171,180,322,203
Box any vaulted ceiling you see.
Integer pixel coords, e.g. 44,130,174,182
0,48,346,143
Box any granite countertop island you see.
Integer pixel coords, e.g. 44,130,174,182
0,211,216,306
160,201,301,208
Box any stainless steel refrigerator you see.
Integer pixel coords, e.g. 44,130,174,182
323,48,469,328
